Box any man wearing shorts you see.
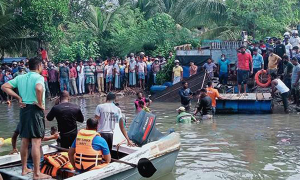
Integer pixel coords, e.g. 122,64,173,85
105,59,114,92
237,46,253,94
137,56,147,90
94,92,134,152
84,60,96,95
2,57,50,179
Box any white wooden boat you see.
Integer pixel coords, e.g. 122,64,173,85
0,125,180,180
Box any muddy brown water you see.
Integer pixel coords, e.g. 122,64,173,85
0,96,300,180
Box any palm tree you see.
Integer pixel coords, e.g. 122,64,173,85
134,0,226,29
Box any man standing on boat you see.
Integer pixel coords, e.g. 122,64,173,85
46,91,84,148
95,92,134,152
237,45,253,94
1,57,51,179
68,118,111,173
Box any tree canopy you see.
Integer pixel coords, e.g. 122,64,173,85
1,0,300,60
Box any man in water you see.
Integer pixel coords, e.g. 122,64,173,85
1,57,50,179
95,92,134,152
179,82,193,112
194,89,213,120
68,118,111,173
271,75,290,113
46,91,84,148
206,81,222,115
134,92,152,112
176,106,197,123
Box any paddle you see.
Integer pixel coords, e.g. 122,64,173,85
48,145,157,178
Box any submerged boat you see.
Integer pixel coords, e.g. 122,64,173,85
0,112,180,180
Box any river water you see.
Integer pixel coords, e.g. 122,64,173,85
1,96,300,180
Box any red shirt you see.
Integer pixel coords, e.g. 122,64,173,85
69,67,77,78
41,50,47,60
237,53,252,71
42,69,48,82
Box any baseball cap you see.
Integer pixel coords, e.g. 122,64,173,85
176,106,185,112
174,60,179,63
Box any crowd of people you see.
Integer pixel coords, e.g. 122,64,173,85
0,50,173,104
1,57,137,179
175,30,300,117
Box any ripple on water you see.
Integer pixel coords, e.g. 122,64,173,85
1,97,300,179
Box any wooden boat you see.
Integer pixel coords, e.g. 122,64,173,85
0,125,180,180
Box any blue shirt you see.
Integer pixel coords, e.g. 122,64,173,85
71,135,110,155
147,62,152,73
252,54,264,69
218,59,230,73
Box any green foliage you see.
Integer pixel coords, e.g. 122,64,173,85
2,0,300,59
19,0,69,42
156,56,175,85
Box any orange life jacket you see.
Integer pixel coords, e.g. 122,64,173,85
75,129,108,172
41,152,74,178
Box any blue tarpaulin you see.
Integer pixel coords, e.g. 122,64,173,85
2,57,27,64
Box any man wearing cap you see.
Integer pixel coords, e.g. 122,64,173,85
172,60,183,85
129,53,137,87
237,45,253,94
94,92,134,152
12,61,18,74
137,55,147,90
152,58,160,84
290,30,300,48
176,106,197,123
13,67,26,78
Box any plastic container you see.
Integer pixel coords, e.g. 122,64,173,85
163,82,173,87
150,85,167,94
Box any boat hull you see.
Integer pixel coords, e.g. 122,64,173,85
104,150,179,180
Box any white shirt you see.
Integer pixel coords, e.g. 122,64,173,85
77,66,85,77
114,64,120,75
285,43,293,57
105,65,114,75
95,103,122,134
137,62,146,72
129,60,136,72
289,36,300,48
275,79,289,94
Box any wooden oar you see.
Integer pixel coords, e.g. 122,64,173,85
49,145,157,178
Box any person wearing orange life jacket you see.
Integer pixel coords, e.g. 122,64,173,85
68,118,111,173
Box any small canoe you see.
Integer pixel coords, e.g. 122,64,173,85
0,127,180,180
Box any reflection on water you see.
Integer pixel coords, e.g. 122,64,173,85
1,96,300,179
